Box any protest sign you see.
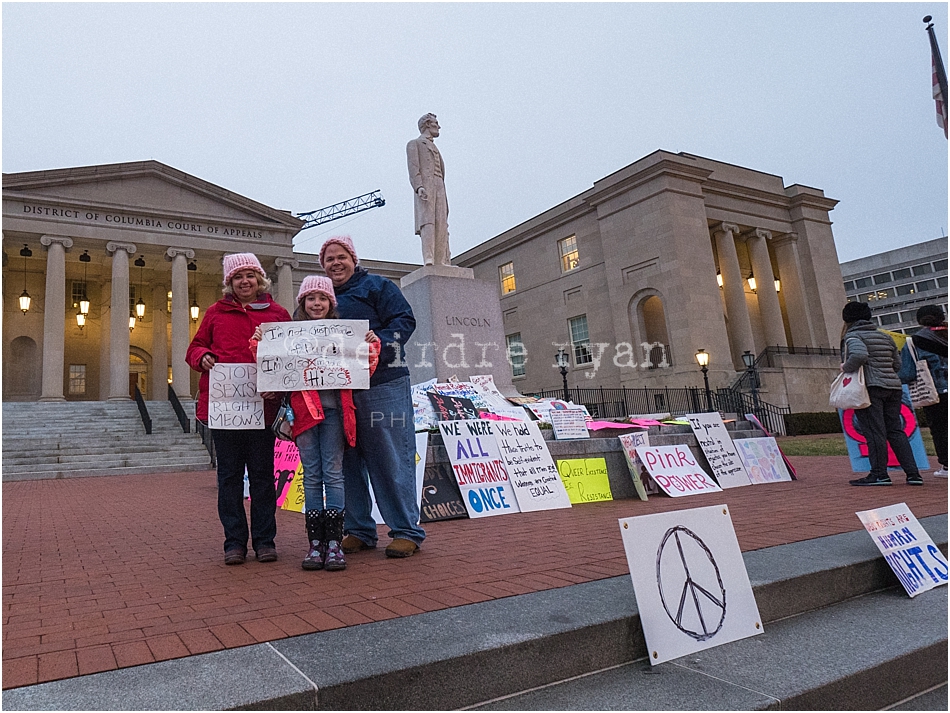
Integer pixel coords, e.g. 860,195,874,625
420,463,468,522
494,420,572,511
734,438,792,484
856,503,948,598
428,392,480,421
556,458,613,503
208,363,264,429
744,413,796,479
438,420,521,518
618,431,658,501
550,409,590,440
619,504,763,664
685,413,751,488
274,439,304,511
839,387,930,473
255,320,370,391
635,445,723,498
411,378,439,431
470,375,529,421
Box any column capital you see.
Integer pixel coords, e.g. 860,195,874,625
164,247,195,262
738,228,771,243
275,257,299,269
771,232,799,247
106,241,137,255
713,222,739,237
40,235,74,251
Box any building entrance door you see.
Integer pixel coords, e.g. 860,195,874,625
130,352,148,398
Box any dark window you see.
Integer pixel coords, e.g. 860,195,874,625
843,280,855,291
913,263,934,276
934,258,948,272
916,279,937,292
937,276,948,288
873,272,892,285
892,268,912,280
855,277,872,289
879,313,900,326
896,284,916,296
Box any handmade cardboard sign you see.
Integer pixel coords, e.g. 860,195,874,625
255,320,370,391
635,445,723,498
428,392,479,421
420,462,468,522
856,503,948,598
618,431,658,501
273,439,305,511
494,420,572,511
438,420,521,518
619,504,763,664
550,409,590,440
556,458,613,503
839,387,930,473
469,375,529,421
734,438,792,484
744,413,796,479
208,363,264,429
685,413,751,488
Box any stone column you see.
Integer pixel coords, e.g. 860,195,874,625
39,235,74,401
107,242,136,400
151,283,169,401
743,229,787,348
98,279,112,400
165,247,195,399
713,223,755,368
275,257,299,313
772,232,815,347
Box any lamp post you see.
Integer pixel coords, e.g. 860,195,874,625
134,256,146,320
695,348,713,412
18,245,32,314
556,347,570,402
188,261,200,322
742,350,760,414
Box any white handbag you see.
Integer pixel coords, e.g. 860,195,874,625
905,340,941,408
830,367,871,410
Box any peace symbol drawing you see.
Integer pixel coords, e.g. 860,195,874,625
655,525,726,641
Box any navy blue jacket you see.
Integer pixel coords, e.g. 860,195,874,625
334,267,415,387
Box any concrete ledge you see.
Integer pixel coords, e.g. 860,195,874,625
4,515,944,711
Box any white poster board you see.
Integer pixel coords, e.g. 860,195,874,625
208,363,264,429
438,420,521,518
618,431,657,501
734,438,792,484
493,420,572,511
685,413,751,488
635,445,723,497
550,409,590,440
856,502,949,598
619,504,763,664
255,320,370,391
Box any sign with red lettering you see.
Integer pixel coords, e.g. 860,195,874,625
438,419,521,518
635,445,723,498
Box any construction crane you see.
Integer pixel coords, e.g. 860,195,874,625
295,190,385,230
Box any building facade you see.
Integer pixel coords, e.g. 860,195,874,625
841,238,948,334
456,150,845,409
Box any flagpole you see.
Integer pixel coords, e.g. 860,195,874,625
924,15,949,137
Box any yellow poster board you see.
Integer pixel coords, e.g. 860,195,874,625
556,458,613,503
280,463,306,512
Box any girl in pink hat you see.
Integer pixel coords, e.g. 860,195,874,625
253,275,380,571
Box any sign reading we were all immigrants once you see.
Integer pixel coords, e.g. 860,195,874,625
255,320,370,392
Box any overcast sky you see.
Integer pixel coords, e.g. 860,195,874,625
3,2,948,265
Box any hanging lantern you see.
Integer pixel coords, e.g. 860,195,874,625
18,245,32,314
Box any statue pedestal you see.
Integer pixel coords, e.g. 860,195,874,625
400,266,519,395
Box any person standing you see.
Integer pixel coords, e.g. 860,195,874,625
319,236,426,557
187,253,291,564
910,305,948,477
407,113,450,266
840,301,923,486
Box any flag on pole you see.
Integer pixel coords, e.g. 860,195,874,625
925,16,949,139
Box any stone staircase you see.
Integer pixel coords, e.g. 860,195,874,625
1,400,212,480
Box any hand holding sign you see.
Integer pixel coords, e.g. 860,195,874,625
255,320,370,391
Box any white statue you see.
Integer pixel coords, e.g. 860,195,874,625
407,113,450,266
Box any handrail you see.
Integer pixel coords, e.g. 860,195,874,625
133,385,152,435
167,385,190,433
195,419,216,468
729,345,840,391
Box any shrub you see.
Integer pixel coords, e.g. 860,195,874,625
784,411,842,436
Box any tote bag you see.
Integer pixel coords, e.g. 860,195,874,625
905,340,940,408
830,367,871,410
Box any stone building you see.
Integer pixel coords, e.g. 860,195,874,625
841,238,948,334
455,150,846,412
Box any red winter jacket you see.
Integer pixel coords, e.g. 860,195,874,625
250,335,380,446
186,293,292,424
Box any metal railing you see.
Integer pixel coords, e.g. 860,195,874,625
133,385,152,435
194,419,216,468
731,345,840,391
167,385,191,433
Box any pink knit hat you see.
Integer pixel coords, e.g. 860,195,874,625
296,275,337,307
319,235,358,267
222,253,266,286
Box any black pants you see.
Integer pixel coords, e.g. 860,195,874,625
210,428,278,554
854,387,920,479
923,392,948,468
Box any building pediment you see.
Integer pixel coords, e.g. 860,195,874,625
3,161,302,229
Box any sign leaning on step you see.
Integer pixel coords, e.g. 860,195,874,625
208,363,264,429
618,431,658,501
635,445,723,498
619,504,763,665
549,409,590,440
438,419,521,518
494,420,572,511
685,413,751,488
856,502,948,598
255,320,370,391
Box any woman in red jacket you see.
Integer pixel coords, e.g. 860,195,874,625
253,276,379,571
186,253,291,566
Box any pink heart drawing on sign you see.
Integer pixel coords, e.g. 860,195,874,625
842,377,852,387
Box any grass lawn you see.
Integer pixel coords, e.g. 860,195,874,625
776,429,936,457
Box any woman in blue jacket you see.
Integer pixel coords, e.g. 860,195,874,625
910,305,948,477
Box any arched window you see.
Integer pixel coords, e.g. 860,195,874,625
4,336,40,401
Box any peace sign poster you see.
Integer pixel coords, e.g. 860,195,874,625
619,504,763,665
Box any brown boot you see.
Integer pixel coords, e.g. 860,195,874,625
341,535,373,554
385,538,419,558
